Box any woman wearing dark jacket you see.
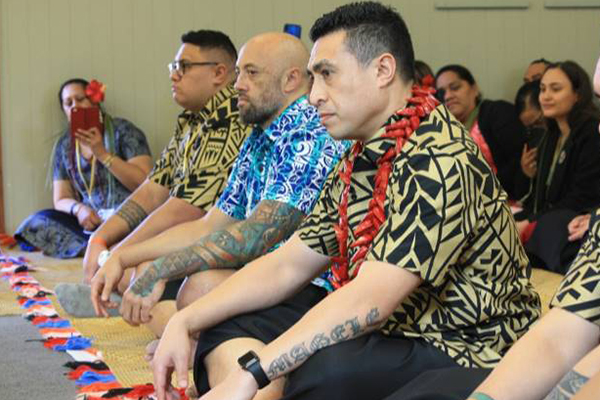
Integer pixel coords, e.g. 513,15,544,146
517,61,600,273
435,64,525,199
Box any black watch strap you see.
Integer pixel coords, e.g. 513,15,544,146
237,350,270,389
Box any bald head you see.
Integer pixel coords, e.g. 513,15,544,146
235,32,311,127
249,32,308,74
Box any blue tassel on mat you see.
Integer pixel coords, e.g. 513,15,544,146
53,337,92,351
75,370,117,386
37,320,71,328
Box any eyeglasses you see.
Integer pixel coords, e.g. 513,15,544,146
168,60,218,76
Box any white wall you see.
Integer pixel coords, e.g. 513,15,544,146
1,0,599,232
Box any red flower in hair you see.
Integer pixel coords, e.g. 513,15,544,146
420,74,435,88
85,80,106,104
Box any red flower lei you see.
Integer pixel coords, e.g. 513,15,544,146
329,85,440,290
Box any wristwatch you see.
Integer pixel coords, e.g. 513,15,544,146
237,350,270,389
97,250,111,267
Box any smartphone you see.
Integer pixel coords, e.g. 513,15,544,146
526,126,545,150
70,107,103,140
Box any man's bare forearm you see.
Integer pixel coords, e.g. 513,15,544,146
130,200,304,296
92,180,168,246
256,262,420,382
116,199,149,232
265,307,380,379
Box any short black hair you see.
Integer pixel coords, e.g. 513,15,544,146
58,78,89,108
181,30,237,62
515,80,541,116
309,1,415,83
530,58,551,66
436,64,476,86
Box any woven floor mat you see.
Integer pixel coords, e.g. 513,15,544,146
0,247,196,389
70,316,155,386
0,290,22,315
1,247,81,316
531,268,563,315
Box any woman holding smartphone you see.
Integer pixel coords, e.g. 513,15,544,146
516,61,600,273
15,78,152,258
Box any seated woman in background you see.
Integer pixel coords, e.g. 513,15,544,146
514,79,546,186
435,64,525,198
515,79,544,129
15,78,152,258
515,61,600,273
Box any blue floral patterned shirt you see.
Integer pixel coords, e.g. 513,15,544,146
217,95,350,221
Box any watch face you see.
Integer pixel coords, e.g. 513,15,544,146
238,350,258,368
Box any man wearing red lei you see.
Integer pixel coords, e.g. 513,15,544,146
151,3,541,400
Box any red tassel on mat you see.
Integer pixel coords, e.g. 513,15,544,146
43,338,68,349
0,233,17,247
67,365,114,380
123,384,155,398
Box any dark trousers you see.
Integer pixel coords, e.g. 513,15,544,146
526,208,582,274
281,334,483,400
382,367,491,400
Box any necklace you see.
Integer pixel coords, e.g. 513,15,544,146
75,140,97,207
329,85,439,289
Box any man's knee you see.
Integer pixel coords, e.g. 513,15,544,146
176,269,235,310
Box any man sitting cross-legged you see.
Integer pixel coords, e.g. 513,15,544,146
150,3,541,400
90,32,349,354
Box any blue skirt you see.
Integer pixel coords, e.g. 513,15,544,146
15,209,90,259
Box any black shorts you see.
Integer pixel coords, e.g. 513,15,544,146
194,283,489,400
159,278,185,301
193,284,327,394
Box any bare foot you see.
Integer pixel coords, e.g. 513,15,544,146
145,338,197,369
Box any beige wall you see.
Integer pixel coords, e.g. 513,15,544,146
1,0,599,232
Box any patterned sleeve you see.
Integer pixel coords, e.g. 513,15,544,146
367,147,482,287
263,129,346,215
551,208,600,327
52,135,70,181
297,165,341,257
216,136,252,220
148,126,181,188
113,118,152,160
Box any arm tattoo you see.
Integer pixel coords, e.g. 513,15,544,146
116,199,148,231
130,261,161,297
266,307,380,380
543,370,589,400
365,308,380,326
149,200,304,283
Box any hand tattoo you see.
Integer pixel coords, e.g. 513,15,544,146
116,200,148,231
152,200,304,282
266,307,381,380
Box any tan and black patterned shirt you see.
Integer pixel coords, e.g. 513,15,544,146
299,104,541,368
149,85,251,210
552,208,600,326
